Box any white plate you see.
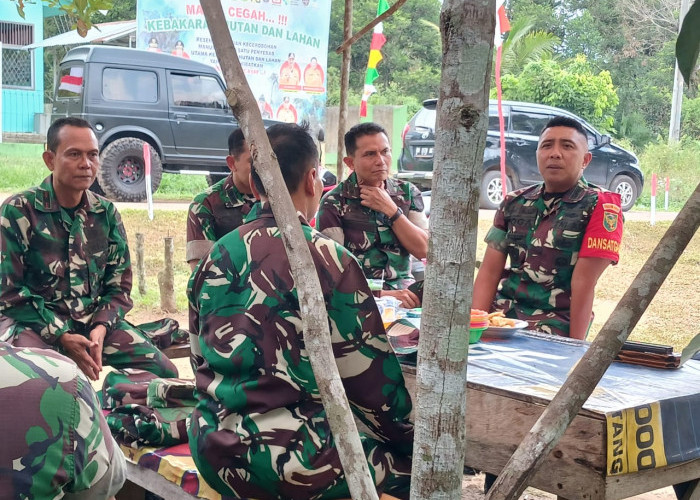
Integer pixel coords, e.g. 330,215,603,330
481,320,529,339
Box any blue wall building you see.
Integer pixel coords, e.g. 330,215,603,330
1,2,44,133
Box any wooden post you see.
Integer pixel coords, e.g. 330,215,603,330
135,233,146,295
336,0,353,183
158,237,176,313
487,181,700,500
199,2,378,498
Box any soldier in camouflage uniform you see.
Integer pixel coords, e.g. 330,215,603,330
0,342,126,499
188,123,414,499
0,117,177,381
317,122,428,309
186,127,257,271
473,115,624,341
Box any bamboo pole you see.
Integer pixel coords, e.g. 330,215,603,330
336,0,353,183
135,232,146,295
199,2,378,498
158,236,176,313
487,182,700,500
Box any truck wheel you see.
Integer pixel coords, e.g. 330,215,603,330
98,138,163,202
480,170,512,210
609,174,638,212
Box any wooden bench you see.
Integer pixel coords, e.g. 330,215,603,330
162,343,191,359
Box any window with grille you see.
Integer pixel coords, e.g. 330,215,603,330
1,21,34,89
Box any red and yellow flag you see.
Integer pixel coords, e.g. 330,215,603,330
360,0,390,117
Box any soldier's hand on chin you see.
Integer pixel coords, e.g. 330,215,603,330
58,332,101,381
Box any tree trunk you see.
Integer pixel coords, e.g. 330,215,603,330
411,1,496,498
198,1,378,498
487,181,700,500
337,0,353,182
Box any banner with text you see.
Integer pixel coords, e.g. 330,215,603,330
137,0,331,130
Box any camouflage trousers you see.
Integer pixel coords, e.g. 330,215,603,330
192,433,412,500
1,317,178,378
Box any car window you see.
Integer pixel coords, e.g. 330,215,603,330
102,68,158,102
511,111,551,136
488,104,504,131
415,107,436,130
171,74,227,109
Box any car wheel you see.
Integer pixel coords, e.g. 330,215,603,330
480,170,512,210
98,138,163,202
609,174,638,212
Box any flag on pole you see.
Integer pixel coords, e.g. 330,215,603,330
495,0,511,200
495,0,511,47
360,0,390,117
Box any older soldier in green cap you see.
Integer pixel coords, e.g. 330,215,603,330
0,342,126,499
188,122,414,499
0,117,177,381
186,127,257,271
317,122,428,309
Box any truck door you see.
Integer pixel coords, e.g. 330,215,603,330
168,72,234,161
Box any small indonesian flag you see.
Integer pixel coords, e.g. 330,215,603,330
59,67,83,95
495,0,511,47
360,0,390,117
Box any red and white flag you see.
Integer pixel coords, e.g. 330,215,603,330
495,0,511,47
495,0,511,200
59,67,83,95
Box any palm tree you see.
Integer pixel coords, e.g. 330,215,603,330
497,16,560,77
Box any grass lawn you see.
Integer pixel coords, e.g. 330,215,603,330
2,143,697,350
0,143,207,201
119,209,700,351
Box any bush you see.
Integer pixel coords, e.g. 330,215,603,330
637,140,700,210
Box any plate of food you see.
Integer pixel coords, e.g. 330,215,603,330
481,312,528,339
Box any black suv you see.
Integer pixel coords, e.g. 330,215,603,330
398,99,643,211
52,45,277,202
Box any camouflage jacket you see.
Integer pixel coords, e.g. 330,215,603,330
0,343,117,498
187,203,414,499
485,178,623,336
186,175,257,263
317,172,426,289
0,176,132,345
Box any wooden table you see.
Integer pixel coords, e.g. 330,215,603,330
400,332,700,500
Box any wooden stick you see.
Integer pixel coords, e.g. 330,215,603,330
158,237,176,313
335,0,409,54
135,232,146,295
336,0,353,182
487,181,700,500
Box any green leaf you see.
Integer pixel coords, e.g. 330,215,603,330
676,0,700,86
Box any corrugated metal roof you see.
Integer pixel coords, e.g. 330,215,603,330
23,20,136,49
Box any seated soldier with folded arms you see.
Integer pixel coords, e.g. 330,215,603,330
0,117,177,380
318,122,429,309
188,122,414,499
186,127,256,271
0,342,126,499
473,115,624,341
